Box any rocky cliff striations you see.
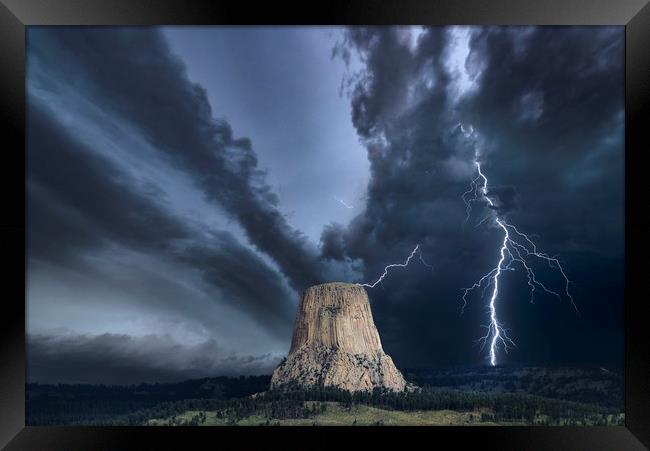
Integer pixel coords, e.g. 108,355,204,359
270,282,407,392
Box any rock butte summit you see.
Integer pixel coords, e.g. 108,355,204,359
270,282,408,393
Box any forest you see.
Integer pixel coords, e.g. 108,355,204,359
27,365,624,426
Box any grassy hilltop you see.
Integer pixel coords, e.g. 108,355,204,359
150,403,499,426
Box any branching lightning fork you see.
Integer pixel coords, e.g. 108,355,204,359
461,159,577,366
359,244,431,289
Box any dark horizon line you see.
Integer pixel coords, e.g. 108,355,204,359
26,361,624,388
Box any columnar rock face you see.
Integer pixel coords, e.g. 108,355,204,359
270,282,407,392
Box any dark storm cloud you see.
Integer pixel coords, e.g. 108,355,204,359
27,104,187,265
460,27,624,159
458,27,624,252
28,332,280,385
333,27,469,264
180,237,297,324
486,185,519,216
27,102,294,336
28,27,323,291
334,26,624,367
319,223,347,261
337,26,623,258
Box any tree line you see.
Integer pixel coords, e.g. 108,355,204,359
26,372,623,426
106,385,620,426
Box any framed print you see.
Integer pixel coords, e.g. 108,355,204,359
1,0,649,449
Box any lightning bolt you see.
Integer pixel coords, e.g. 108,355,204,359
334,197,354,209
359,244,431,288
461,173,482,227
461,159,577,366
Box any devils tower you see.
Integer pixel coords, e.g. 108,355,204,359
270,282,407,392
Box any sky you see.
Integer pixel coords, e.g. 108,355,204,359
26,26,624,385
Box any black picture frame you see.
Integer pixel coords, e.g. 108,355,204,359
1,0,648,449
